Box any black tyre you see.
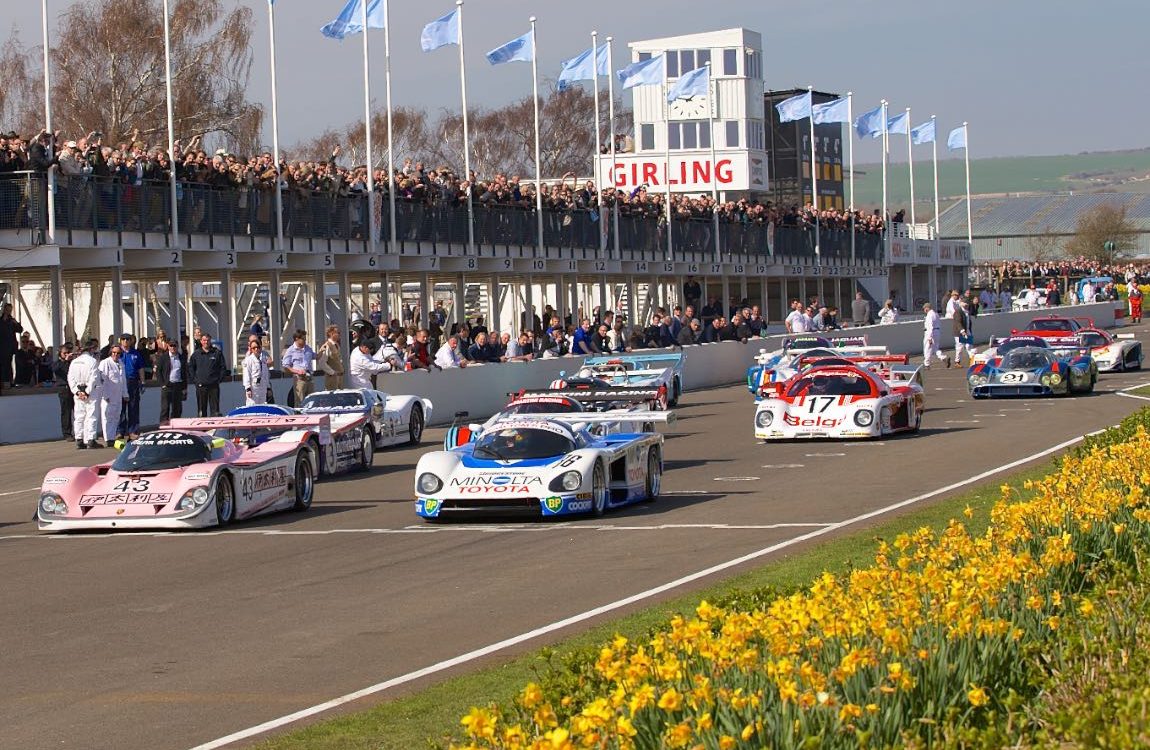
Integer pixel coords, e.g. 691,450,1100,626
292,454,314,511
668,377,681,407
213,472,235,526
644,448,661,503
591,463,608,516
408,405,425,445
358,428,374,472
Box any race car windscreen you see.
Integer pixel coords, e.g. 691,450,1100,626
786,373,873,398
1079,332,1110,348
1028,319,1073,332
473,427,575,461
1001,348,1055,370
112,432,211,472
302,392,364,410
997,338,1049,355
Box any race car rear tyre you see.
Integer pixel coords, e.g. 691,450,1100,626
591,463,608,516
912,411,922,433
408,405,425,445
213,473,235,526
358,429,374,472
292,454,314,511
669,377,681,407
644,448,662,502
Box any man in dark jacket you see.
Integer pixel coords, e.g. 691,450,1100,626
187,333,226,417
0,302,22,387
154,337,188,424
53,343,74,439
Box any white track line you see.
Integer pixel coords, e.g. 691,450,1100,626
1117,392,1150,403
187,432,1090,750
0,486,38,497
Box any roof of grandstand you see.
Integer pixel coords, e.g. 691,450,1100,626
938,192,1150,239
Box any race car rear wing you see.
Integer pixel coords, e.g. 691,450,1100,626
513,387,664,404
584,352,683,371
796,352,909,368
884,364,924,384
169,414,334,444
505,411,677,426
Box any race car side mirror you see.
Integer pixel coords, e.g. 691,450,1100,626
113,439,127,451
468,423,481,433
371,404,383,418
455,410,469,419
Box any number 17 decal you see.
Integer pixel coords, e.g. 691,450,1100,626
806,396,836,413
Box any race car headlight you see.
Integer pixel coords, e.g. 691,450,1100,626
176,486,211,511
549,471,582,492
755,410,773,428
968,374,989,387
39,493,66,515
193,487,210,506
854,410,875,427
1042,373,1063,386
417,473,443,495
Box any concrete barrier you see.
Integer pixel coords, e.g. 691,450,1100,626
0,302,1118,444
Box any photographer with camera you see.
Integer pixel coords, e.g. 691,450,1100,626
281,329,316,407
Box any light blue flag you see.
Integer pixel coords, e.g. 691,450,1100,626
666,66,709,103
775,91,812,123
910,119,935,145
812,96,849,124
886,111,909,135
947,124,967,151
321,0,386,40
420,8,459,51
557,44,609,92
853,104,884,139
486,31,534,65
616,55,665,89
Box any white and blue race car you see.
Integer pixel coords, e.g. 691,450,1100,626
577,352,685,406
415,412,673,520
746,336,892,394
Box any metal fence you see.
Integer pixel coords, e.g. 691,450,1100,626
1,172,882,261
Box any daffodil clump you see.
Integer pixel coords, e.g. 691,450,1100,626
452,426,1150,750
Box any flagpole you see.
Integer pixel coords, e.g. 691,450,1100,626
808,86,819,261
530,17,543,261
457,0,474,254
267,0,284,256
706,62,720,261
847,91,855,264
880,99,888,261
41,0,55,243
663,82,673,262
591,31,604,254
360,0,377,253
606,36,619,260
963,121,972,243
930,114,939,239
383,0,396,252
162,0,179,247
905,107,914,229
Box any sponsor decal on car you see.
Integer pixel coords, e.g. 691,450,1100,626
185,472,210,481
450,475,543,487
44,476,68,485
419,498,441,516
782,414,844,428
543,496,564,513
80,493,172,505
566,499,593,513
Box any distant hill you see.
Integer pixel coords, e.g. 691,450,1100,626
850,148,1150,217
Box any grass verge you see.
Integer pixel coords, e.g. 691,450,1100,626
1124,383,1150,398
251,461,1059,750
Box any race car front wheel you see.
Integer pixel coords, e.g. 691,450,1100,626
408,405,425,445
213,473,235,526
292,455,314,511
358,429,374,472
644,448,662,502
591,463,608,516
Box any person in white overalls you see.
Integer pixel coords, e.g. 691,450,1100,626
922,303,950,369
242,338,271,406
67,340,103,449
98,344,127,445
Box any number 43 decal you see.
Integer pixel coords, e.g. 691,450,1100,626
113,478,150,492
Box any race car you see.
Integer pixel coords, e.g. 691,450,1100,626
1072,329,1142,372
443,387,660,449
36,426,317,532
973,334,1050,366
1011,315,1093,346
578,352,685,406
966,342,1096,398
415,412,673,520
213,389,430,475
745,336,891,394
753,360,925,440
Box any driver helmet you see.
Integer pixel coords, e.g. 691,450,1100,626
350,319,374,343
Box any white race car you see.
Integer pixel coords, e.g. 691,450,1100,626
754,360,925,440
299,389,433,456
1071,329,1142,372
578,353,685,405
746,336,892,393
416,413,673,519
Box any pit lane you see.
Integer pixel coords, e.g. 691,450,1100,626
1,324,1147,750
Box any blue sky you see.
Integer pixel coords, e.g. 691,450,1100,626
6,0,1144,161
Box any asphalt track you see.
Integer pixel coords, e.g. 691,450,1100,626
2,323,1149,750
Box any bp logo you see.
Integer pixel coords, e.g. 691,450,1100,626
422,498,441,515
543,496,564,513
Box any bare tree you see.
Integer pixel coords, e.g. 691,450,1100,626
1023,225,1063,264
0,35,41,135
4,0,262,150
291,106,431,170
1064,203,1140,264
